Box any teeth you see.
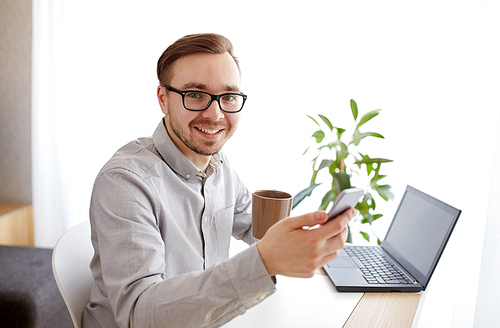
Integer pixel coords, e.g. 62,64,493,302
198,127,220,135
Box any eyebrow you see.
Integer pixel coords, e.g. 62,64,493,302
181,82,241,93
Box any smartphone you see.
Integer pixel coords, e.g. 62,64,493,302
327,188,364,221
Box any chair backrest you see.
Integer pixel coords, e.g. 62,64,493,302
52,221,94,328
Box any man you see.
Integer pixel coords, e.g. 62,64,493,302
83,33,355,328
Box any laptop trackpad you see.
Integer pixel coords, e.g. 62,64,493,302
327,255,358,269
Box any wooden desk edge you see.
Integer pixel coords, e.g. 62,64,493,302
344,292,421,328
316,267,421,328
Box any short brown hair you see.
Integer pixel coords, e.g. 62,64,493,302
157,33,240,86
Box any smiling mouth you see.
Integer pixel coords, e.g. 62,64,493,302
195,127,223,135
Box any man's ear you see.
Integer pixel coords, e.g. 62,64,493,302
157,85,169,115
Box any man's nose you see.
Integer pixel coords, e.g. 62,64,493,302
201,99,225,121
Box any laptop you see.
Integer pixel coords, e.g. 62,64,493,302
323,185,461,292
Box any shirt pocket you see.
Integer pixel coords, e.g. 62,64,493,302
214,206,234,258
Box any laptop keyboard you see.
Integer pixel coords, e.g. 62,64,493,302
344,246,415,285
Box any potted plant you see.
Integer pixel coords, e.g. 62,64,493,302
293,100,394,244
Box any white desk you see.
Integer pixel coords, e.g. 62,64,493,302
227,240,422,327
224,274,363,327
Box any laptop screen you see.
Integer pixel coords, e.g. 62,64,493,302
381,186,461,287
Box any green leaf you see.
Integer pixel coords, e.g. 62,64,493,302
333,172,352,192
322,140,343,150
370,174,387,188
354,156,393,167
292,183,322,209
368,132,384,139
375,185,394,201
354,154,373,174
357,109,381,128
307,115,320,127
346,227,353,244
312,130,325,143
351,131,385,146
362,213,383,224
350,99,358,120
364,193,376,211
355,158,393,165
360,231,370,242
360,213,373,224
320,189,336,210
356,195,372,215
302,146,310,156
319,159,333,170
318,114,334,131
336,127,346,139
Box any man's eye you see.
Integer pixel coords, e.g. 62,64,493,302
186,92,202,99
222,95,235,101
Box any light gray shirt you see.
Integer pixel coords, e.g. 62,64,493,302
83,120,276,328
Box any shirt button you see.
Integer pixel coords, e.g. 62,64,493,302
203,216,208,222
258,294,266,301
185,173,191,178
197,172,204,177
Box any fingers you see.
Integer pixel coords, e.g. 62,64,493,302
312,208,356,240
313,210,353,267
323,224,349,255
257,209,355,278
320,251,340,267
282,210,328,230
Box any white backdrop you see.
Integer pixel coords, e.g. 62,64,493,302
32,0,500,327
474,116,500,327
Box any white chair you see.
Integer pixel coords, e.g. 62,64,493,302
52,221,94,328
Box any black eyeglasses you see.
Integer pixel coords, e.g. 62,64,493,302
163,85,247,113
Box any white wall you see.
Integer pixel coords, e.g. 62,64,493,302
32,0,500,326
474,116,500,327
0,0,32,203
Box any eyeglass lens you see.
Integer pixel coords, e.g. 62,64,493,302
184,91,244,112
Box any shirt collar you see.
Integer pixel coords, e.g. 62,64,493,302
153,119,223,180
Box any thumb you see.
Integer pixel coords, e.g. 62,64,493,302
286,211,328,230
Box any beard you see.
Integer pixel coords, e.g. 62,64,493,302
167,115,235,156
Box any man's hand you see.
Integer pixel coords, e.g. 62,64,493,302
256,208,356,278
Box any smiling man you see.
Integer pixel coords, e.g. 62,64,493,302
83,33,355,328
158,50,242,169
